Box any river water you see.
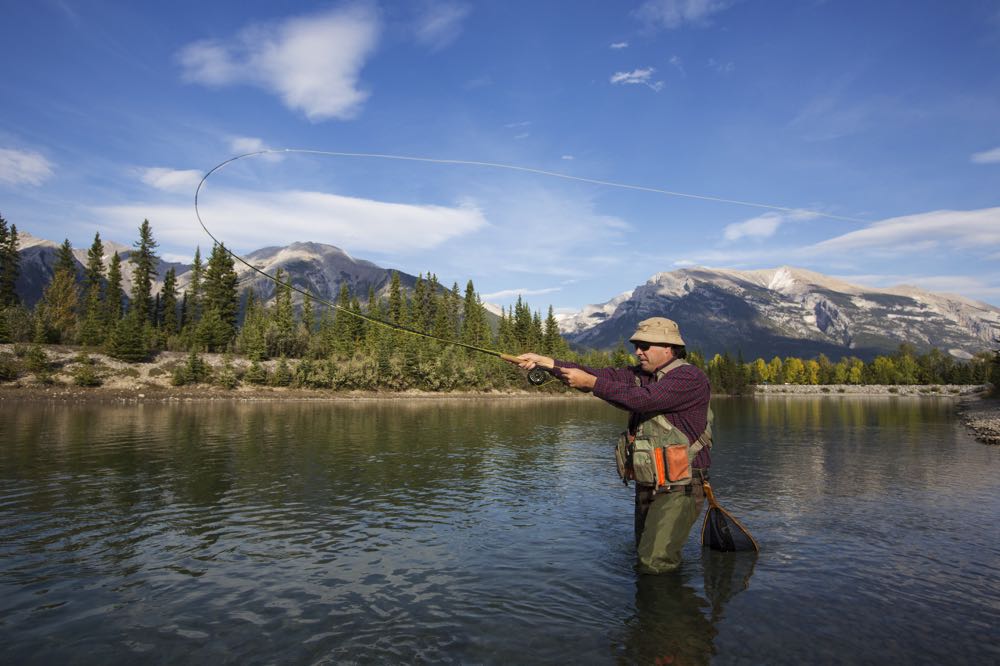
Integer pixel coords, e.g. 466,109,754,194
1,396,997,664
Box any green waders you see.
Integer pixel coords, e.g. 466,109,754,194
635,483,705,574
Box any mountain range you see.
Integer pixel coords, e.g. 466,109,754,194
13,232,1000,360
558,266,1000,360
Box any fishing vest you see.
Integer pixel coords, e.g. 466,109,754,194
614,359,713,488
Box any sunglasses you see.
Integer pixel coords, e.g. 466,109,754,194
633,342,662,352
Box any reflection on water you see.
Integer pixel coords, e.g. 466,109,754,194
1,397,998,664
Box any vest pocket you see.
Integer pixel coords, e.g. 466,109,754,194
664,444,691,483
631,439,659,486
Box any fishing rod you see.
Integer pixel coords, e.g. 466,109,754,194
194,151,556,385
195,147,863,383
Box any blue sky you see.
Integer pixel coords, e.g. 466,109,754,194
2,0,999,311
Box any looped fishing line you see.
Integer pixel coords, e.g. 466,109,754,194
194,148,865,369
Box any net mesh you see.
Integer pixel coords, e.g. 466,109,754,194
701,483,759,552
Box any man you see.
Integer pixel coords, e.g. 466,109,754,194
510,317,711,574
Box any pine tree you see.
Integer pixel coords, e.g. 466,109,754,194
104,251,125,327
39,239,80,343
0,219,21,306
461,280,491,349
199,243,239,351
129,219,159,324
267,268,297,357
160,267,179,338
78,232,106,345
388,271,402,324
542,306,568,357
331,283,354,357
187,247,204,326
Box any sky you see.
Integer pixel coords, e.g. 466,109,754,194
1,0,999,313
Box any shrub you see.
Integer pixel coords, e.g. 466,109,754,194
172,351,212,386
0,353,20,381
888,387,899,393
244,360,268,385
25,344,49,374
72,358,103,387
270,357,292,387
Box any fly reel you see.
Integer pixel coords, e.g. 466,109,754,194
527,367,550,386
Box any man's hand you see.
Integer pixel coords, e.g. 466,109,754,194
510,353,554,370
556,367,597,393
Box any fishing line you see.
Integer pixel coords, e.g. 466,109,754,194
194,148,864,382
194,150,547,382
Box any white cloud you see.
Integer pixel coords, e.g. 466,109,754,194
0,148,54,186
560,155,575,160
805,207,1000,255
230,136,269,154
92,188,487,255
177,6,380,121
140,168,203,193
634,0,733,29
413,1,470,50
971,146,1000,164
610,67,664,91
708,57,734,73
669,55,685,76
610,41,629,49
481,286,561,300
722,209,819,242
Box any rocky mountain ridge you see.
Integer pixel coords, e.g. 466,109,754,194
559,266,1000,360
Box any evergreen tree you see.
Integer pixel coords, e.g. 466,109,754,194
388,271,402,324
461,280,491,349
105,311,149,362
160,267,179,338
78,232,106,345
542,305,568,357
0,219,21,306
237,289,267,360
104,251,125,326
187,247,204,326
199,243,239,351
128,219,159,324
331,283,355,357
39,239,80,343
266,268,297,357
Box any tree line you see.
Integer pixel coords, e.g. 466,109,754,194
0,214,995,393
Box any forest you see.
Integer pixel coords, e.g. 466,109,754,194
0,215,996,394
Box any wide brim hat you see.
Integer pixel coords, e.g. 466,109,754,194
629,317,685,346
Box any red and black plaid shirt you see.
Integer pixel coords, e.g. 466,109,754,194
555,359,712,469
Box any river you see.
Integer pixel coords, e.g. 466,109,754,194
1,396,998,664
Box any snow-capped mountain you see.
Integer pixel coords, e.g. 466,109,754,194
560,266,1000,360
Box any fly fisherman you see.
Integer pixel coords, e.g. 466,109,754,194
509,317,712,574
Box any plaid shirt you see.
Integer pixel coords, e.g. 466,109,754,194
555,359,712,469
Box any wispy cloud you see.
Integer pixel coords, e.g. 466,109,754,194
610,41,629,49
707,57,734,73
140,168,202,193
971,146,1000,164
0,147,54,186
804,207,1000,255
92,188,486,255
610,67,664,91
723,210,818,242
481,286,561,300
412,1,471,50
634,0,733,29
177,6,380,121
669,55,685,76
560,155,574,160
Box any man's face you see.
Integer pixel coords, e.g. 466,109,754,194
634,342,674,373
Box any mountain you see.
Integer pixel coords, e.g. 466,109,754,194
187,241,420,305
559,266,1000,361
13,233,426,311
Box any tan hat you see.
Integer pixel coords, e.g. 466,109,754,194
629,317,686,346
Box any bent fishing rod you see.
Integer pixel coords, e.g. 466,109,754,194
195,147,864,382
194,151,555,385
